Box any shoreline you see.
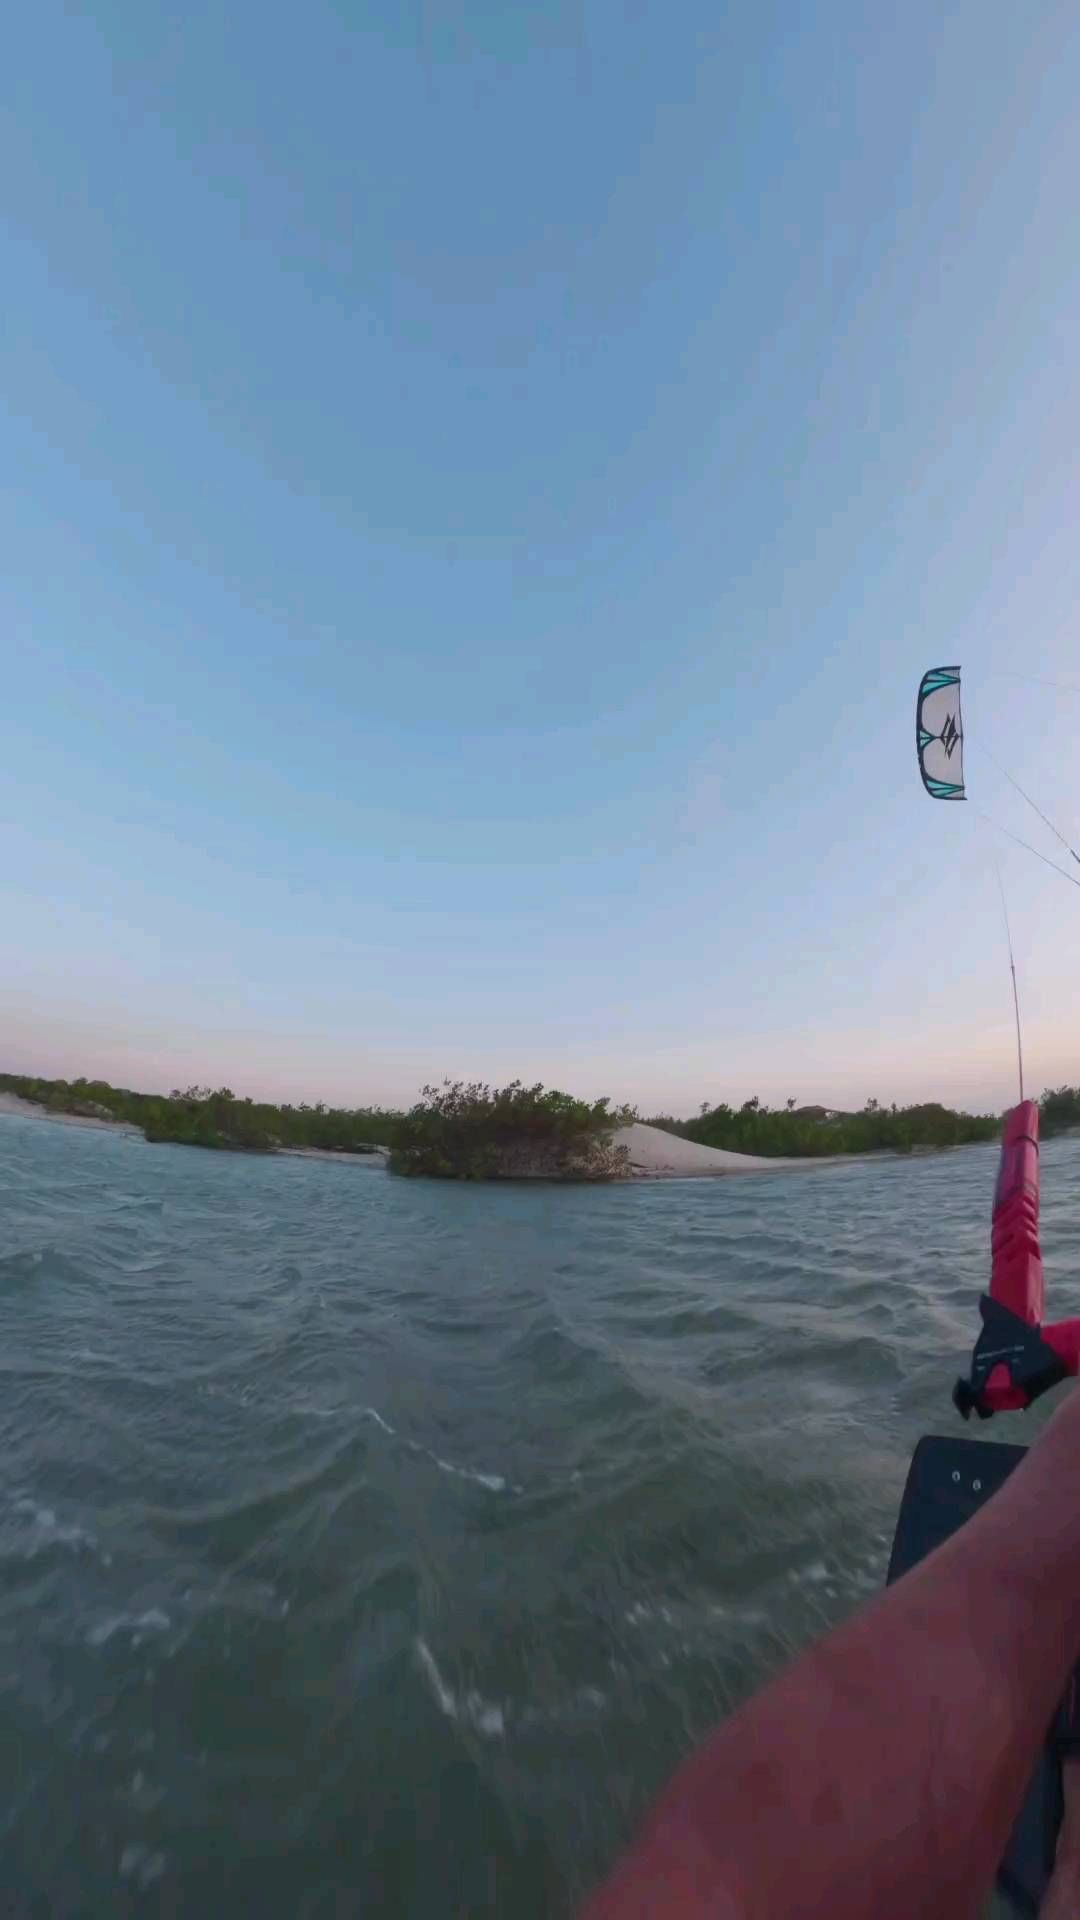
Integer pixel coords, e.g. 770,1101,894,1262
1,1093,984,1180
613,1121,836,1177
0,1096,845,1178
277,1146,389,1166
0,1091,140,1134
0,1095,390,1163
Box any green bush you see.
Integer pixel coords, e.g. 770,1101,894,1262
0,1073,402,1155
645,1096,999,1158
389,1079,633,1180
1040,1086,1080,1136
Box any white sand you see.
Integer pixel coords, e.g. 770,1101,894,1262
0,1092,134,1132
614,1121,820,1177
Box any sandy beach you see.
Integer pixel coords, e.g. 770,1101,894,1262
0,1092,137,1133
614,1121,826,1176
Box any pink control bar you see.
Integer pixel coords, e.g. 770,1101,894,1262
990,1101,1044,1325
983,1101,1080,1411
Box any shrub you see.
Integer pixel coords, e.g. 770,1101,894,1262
645,1096,999,1158
0,1072,402,1154
1040,1086,1080,1136
389,1080,632,1180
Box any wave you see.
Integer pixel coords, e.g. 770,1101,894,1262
363,1405,512,1492
119,1842,166,1889
362,1406,396,1436
430,1455,506,1493
87,1607,172,1649
414,1639,611,1740
415,1638,506,1738
2,1111,1064,1915
4,1496,98,1560
0,1247,74,1286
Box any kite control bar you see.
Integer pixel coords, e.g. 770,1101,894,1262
954,1101,1080,1418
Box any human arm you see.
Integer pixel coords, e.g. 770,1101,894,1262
583,1391,1080,1920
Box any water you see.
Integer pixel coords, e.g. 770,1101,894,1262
1,1112,1079,1916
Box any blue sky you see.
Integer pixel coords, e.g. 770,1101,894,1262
3,0,1079,1112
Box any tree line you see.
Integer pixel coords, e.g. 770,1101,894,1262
644,1095,1000,1158
1038,1086,1080,1136
0,1073,398,1154
5,1069,1078,1170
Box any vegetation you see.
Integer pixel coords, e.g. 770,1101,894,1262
0,1073,401,1155
1039,1086,1080,1136
645,1095,1000,1158
4,1069,1049,1170
389,1080,633,1180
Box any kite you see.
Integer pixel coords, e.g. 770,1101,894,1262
915,666,965,800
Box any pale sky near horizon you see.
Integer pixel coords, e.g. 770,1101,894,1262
3,0,1080,1116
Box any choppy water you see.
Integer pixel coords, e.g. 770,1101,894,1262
2,1113,1079,1916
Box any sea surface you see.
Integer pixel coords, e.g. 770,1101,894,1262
1,1112,1079,1917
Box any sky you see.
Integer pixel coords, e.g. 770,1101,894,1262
2,0,1080,1115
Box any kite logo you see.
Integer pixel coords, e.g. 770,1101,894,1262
940,713,960,759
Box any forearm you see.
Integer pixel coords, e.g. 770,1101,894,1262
585,1394,1080,1920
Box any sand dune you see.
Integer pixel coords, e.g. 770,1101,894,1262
615,1121,819,1176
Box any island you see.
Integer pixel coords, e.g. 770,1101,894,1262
0,1069,1037,1180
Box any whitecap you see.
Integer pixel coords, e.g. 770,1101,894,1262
365,1409,513,1492
126,1770,165,1812
623,1601,673,1626
415,1637,457,1718
119,1842,165,1888
362,1406,396,1435
88,1608,171,1649
414,1639,506,1738
431,1455,506,1493
707,1601,767,1625
464,1692,505,1737
10,1498,96,1557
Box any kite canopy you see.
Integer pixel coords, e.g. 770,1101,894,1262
916,666,965,799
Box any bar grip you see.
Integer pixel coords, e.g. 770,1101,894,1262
990,1100,1043,1326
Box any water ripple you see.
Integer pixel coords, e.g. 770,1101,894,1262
0,1110,1078,1913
